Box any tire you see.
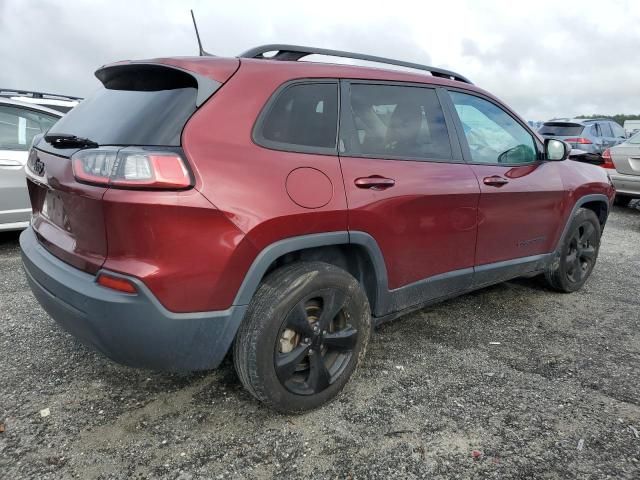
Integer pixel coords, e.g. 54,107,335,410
544,208,601,293
233,261,371,413
614,195,631,207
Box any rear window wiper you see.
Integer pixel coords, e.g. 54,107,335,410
44,133,99,149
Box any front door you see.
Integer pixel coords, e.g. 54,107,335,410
446,90,566,269
338,81,480,314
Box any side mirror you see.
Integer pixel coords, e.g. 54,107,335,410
545,138,570,161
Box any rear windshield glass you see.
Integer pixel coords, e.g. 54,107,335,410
538,123,584,136
42,65,203,153
45,87,196,147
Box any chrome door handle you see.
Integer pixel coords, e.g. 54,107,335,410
483,175,509,187
354,176,395,190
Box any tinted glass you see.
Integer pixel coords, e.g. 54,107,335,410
450,91,536,164
599,122,613,137
0,105,58,151
260,83,338,149
538,123,584,136
46,87,197,147
345,84,452,160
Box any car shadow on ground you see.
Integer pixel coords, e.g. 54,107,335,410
0,230,21,247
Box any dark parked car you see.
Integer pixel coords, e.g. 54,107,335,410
539,118,626,155
20,45,614,412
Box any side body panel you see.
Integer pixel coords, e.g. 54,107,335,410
469,162,566,265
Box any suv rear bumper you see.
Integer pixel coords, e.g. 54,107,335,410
20,227,247,371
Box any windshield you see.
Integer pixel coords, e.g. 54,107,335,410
628,131,640,144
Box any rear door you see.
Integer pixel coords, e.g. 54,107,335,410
338,81,480,312
445,90,566,271
0,104,58,227
599,122,615,149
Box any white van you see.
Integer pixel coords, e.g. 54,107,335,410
623,120,640,137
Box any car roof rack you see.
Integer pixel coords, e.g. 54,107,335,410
239,44,472,84
0,88,82,101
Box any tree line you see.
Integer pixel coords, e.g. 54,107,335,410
575,114,640,126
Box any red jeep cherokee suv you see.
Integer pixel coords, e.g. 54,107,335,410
21,45,615,412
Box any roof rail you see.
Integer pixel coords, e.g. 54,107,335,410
579,118,611,123
239,44,472,84
0,88,82,101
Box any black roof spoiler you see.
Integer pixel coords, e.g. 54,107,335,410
238,44,472,84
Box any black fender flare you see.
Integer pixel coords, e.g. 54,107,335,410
554,194,610,254
231,231,390,316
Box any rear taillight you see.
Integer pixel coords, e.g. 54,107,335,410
564,137,592,144
72,148,192,189
601,148,616,170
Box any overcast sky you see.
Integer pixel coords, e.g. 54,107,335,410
2,0,639,120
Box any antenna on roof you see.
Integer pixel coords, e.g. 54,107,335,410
190,10,212,56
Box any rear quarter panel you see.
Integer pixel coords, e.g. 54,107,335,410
181,62,349,263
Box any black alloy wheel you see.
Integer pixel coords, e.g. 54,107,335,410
564,221,598,284
275,290,358,395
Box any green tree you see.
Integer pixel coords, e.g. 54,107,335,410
574,114,640,126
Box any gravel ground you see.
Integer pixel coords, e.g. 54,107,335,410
1,204,639,479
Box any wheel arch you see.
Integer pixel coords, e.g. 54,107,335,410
555,194,610,253
232,231,389,316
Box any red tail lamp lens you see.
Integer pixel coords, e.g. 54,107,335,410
97,273,137,294
564,137,592,144
72,148,192,189
601,149,615,170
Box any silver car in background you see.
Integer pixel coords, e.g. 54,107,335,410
0,98,62,231
607,131,640,206
539,118,626,155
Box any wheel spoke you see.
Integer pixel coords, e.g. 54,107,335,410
581,246,596,261
323,327,358,352
285,303,314,337
572,258,584,281
307,352,331,393
318,289,348,330
275,344,310,382
580,222,595,243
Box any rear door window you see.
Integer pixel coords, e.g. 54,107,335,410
255,82,338,153
0,105,58,151
342,83,452,160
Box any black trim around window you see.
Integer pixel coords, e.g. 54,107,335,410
251,79,340,156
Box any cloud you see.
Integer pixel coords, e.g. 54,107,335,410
1,0,639,120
